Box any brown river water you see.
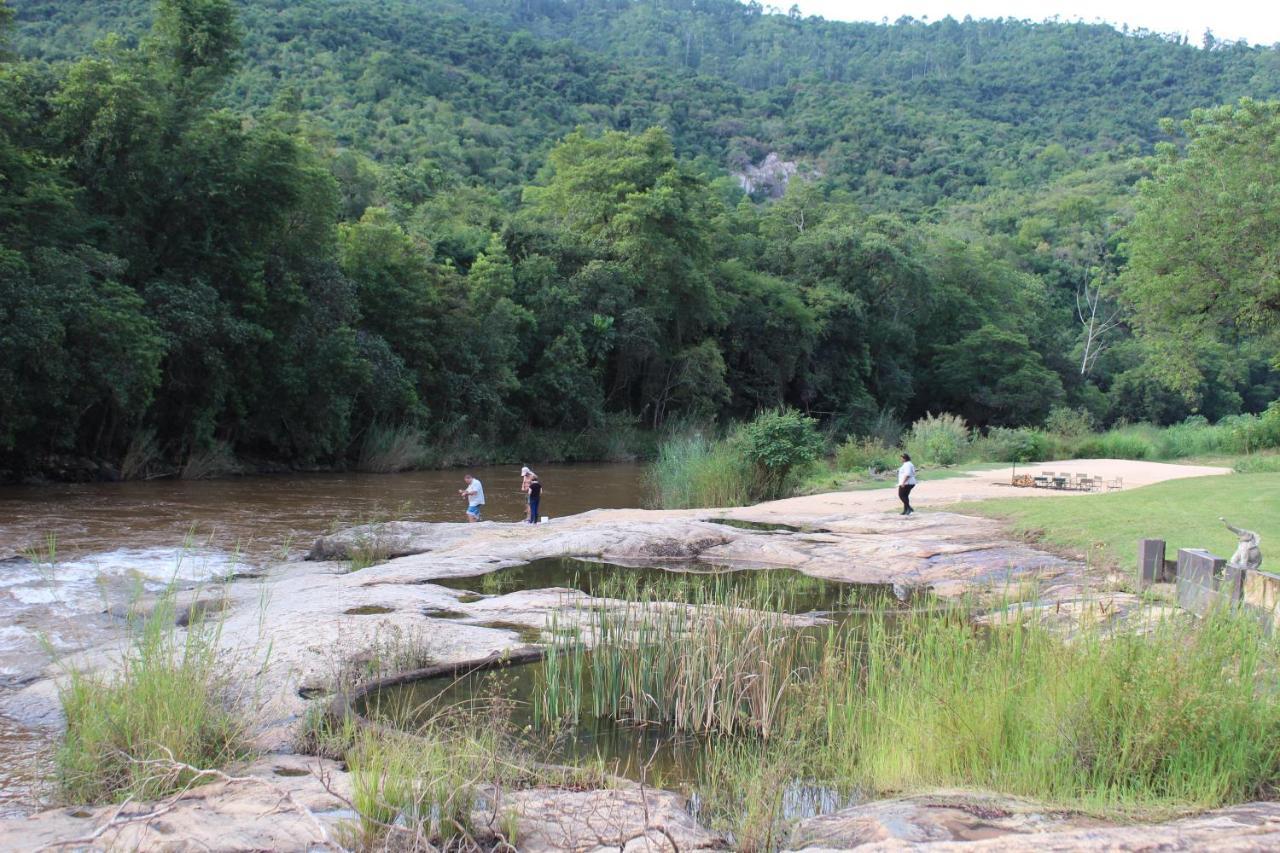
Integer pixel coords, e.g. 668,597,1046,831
0,463,645,818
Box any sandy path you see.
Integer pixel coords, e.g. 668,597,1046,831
555,458,1231,525
743,458,1231,520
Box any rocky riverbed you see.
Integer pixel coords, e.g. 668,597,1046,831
0,484,1267,851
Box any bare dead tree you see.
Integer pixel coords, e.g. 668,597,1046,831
1076,270,1122,377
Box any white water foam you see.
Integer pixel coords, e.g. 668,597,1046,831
0,546,238,626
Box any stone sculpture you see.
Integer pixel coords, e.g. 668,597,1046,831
1221,518,1263,571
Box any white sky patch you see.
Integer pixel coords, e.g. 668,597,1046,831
795,1,1280,46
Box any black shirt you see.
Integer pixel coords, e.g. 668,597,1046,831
528,480,542,500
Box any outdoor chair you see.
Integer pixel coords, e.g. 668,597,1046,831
1107,476,1123,492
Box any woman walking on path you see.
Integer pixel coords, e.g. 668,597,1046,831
897,453,916,516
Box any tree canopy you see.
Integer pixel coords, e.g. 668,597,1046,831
1,0,1278,478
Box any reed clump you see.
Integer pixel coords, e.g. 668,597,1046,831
533,585,1280,822
819,604,1280,811
537,581,827,738
55,591,248,804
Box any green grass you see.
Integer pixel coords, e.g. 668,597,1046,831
55,591,248,804
526,583,1280,840
647,433,752,508
952,472,1280,574
814,604,1280,814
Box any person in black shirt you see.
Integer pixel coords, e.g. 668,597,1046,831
527,476,542,524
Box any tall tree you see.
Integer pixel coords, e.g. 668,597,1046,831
1122,99,1280,393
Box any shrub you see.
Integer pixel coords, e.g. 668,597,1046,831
835,436,899,473
1228,402,1280,453
1044,405,1096,438
55,592,247,804
865,409,905,447
975,427,1053,463
732,409,825,501
120,429,162,481
904,412,969,466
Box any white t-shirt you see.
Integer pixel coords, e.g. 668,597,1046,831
898,461,916,486
465,479,485,506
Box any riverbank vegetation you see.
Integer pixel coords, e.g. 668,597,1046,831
348,583,1280,848
54,590,248,804
3,1,1279,483
650,403,1280,507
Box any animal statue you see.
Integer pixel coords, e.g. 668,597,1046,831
1220,518,1263,571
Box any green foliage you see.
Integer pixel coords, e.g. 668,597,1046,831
55,590,247,804
1234,454,1280,474
732,408,823,500
357,423,431,474
647,432,749,509
904,412,969,466
975,427,1054,463
820,604,1280,809
1045,405,1096,438
1123,100,1280,391
834,436,899,473
535,577,1280,819
3,0,1279,478
649,410,821,507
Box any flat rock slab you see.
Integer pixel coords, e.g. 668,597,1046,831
0,754,352,851
785,791,1105,848
784,793,1280,851
488,786,728,852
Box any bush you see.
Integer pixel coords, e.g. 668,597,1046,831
1227,402,1280,454
55,592,247,804
975,427,1053,463
1044,405,1096,438
835,436,899,473
732,409,824,501
904,412,969,466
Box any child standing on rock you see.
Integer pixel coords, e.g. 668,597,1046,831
527,474,542,524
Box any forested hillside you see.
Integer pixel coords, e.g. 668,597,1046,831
2,0,1278,480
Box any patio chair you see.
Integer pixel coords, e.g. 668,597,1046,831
1106,476,1123,492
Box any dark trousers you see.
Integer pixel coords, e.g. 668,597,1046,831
528,496,540,523
898,483,915,514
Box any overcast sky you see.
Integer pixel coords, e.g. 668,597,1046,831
795,1,1280,46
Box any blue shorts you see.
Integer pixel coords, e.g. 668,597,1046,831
467,505,482,519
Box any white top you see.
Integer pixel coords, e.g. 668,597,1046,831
898,461,917,486
465,479,485,505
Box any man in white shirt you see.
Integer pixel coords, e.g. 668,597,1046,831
459,474,485,522
897,453,917,516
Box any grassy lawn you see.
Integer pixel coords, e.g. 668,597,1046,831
953,472,1280,575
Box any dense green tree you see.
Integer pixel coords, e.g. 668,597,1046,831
2,0,1278,478
928,325,1065,426
1122,99,1280,393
